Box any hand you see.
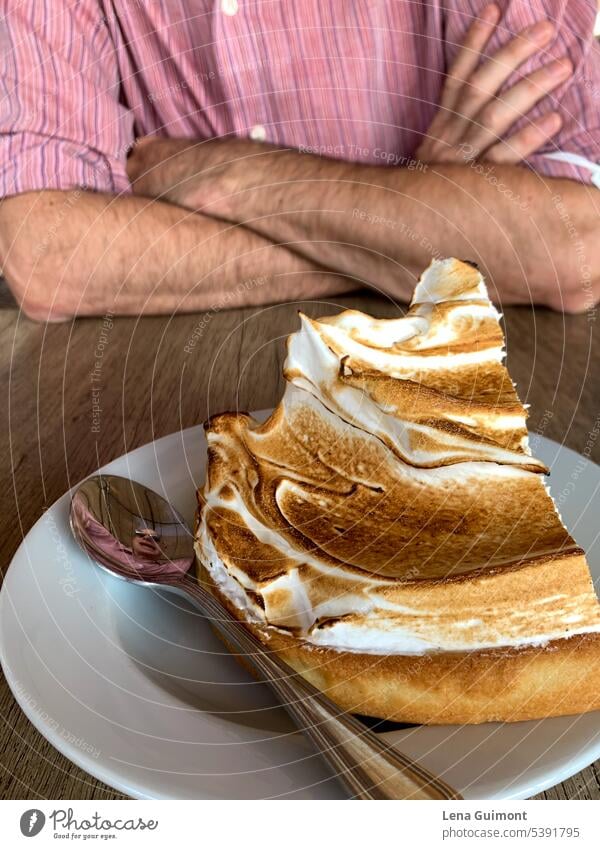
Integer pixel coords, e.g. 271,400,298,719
416,4,572,165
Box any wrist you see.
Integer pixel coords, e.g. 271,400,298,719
213,146,342,235
149,138,279,216
203,142,289,221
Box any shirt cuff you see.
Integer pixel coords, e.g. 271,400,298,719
526,148,600,186
0,132,131,199
541,151,600,188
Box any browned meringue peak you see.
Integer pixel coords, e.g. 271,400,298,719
306,258,504,373
283,259,545,471
197,258,600,651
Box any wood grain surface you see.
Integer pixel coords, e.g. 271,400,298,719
1,279,598,800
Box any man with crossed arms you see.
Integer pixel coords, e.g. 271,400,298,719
0,1,598,320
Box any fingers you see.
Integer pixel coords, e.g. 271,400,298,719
425,8,568,167
484,111,562,163
441,4,500,110
459,20,556,119
461,56,572,158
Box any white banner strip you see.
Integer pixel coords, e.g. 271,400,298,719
1,799,599,848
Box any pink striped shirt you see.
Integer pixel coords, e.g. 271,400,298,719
0,0,599,199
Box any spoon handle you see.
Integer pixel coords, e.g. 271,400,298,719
183,579,461,800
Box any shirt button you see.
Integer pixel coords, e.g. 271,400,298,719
250,124,267,141
221,0,238,15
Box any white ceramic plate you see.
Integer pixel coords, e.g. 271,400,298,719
1,421,599,800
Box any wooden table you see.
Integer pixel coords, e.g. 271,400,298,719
1,279,599,800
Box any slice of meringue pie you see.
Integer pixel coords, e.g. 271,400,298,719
195,257,600,724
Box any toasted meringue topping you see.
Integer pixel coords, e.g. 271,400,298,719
195,258,600,654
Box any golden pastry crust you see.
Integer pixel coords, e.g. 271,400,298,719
198,560,600,725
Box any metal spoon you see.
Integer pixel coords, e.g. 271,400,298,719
70,473,461,800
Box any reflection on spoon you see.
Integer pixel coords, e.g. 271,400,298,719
70,475,192,580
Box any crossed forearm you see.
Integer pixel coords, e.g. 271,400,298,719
132,139,599,311
0,190,356,319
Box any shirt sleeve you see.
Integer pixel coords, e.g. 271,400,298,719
442,0,600,185
0,1,134,199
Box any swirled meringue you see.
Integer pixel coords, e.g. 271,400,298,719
195,258,600,654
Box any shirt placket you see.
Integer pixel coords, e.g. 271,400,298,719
213,0,271,142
